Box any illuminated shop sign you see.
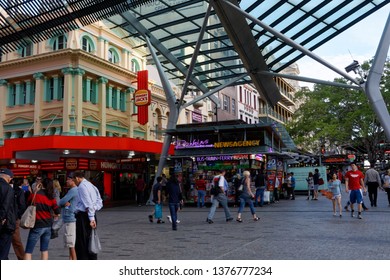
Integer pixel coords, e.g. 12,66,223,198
196,154,249,162
175,139,261,149
175,139,214,149
213,140,260,148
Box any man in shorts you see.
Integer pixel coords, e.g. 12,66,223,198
58,174,79,259
345,162,366,219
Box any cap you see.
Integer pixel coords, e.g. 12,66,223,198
0,168,14,178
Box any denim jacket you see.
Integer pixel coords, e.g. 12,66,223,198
59,187,78,223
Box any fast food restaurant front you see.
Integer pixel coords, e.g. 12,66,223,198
164,120,296,204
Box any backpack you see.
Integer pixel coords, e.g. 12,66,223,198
210,176,222,195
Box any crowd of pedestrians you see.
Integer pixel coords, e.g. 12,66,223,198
0,169,103,260
3,162,390,260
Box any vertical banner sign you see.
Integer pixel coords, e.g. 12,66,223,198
135,70,151,125
266,157,277,191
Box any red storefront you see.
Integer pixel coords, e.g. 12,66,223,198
0,135,174,202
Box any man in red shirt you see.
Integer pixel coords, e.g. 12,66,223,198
345,162,366,219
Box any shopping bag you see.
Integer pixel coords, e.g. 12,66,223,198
89,228,102,254
263,191,270,203
20,205,36,229
154,203,162,219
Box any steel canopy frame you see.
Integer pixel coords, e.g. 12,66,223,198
365,12,390,140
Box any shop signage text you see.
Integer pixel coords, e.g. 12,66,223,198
196,154,249,162
175,139,213,149
214,140,260,148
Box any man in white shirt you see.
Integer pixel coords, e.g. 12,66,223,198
364,163,382,207
206,170,233,224
73,170,102,260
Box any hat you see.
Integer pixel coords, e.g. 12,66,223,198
67,172,74,179
0,168,14,178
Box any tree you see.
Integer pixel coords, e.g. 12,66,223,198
287,58,390,165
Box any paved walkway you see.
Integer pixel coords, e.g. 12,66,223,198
10,190,390,260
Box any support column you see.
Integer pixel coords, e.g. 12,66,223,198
33,73,44,135
127,87,135,138
0,79,8,144
98,77,108,136
61,67,73,135
74,68,85,135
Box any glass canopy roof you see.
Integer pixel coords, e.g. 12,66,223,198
1,0,389,95
104,0,390,91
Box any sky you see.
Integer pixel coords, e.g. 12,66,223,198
297,4,390,89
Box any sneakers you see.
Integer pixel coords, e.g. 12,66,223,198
206,218,213,224
157,219,165,224
148,215,153,223
358,214,362,219
226,217,233,222
351,210,355,217
167,215,180,223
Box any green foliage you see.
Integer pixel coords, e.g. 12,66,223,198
287,59,390,164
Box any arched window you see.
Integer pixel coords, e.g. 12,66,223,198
81,36,95,53
108,48,119,64
19,42,33,57
131,59,140,72
52,35,67,50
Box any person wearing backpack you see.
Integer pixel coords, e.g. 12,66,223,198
206,170,233,224
73,170,103,260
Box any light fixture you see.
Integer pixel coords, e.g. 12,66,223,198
128,151,135,156
10,159,16,164
146,155,150,161
31,159,38,163
89,150,96,154
63,150,70,155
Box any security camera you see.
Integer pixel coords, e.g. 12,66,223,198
345,60,360,73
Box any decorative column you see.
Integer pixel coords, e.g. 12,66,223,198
0,80,8,144
14,81,21,105
33,72,44,135
74,68,85,135
98,77,108,136
126,87,135,138
61,67,73,135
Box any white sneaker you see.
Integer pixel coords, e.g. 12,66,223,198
167,215,180,223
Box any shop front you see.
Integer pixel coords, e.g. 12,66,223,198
165,120,296,204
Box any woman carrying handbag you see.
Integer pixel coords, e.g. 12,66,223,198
24,178,60,260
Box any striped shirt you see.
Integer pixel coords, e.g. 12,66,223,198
28,189,60,228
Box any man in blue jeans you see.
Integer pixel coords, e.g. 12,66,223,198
166,174,183,231
206,170,233,224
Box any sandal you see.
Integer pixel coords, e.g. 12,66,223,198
236,218,243,222
253,217,260,221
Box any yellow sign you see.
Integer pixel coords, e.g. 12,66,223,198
214,140,260,148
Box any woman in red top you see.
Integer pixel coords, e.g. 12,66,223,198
195,175,207,208
24,178,60,260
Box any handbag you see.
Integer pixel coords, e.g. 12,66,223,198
318,178,325,185
238,184,244,192
89,228,102,254
20,191,38,229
